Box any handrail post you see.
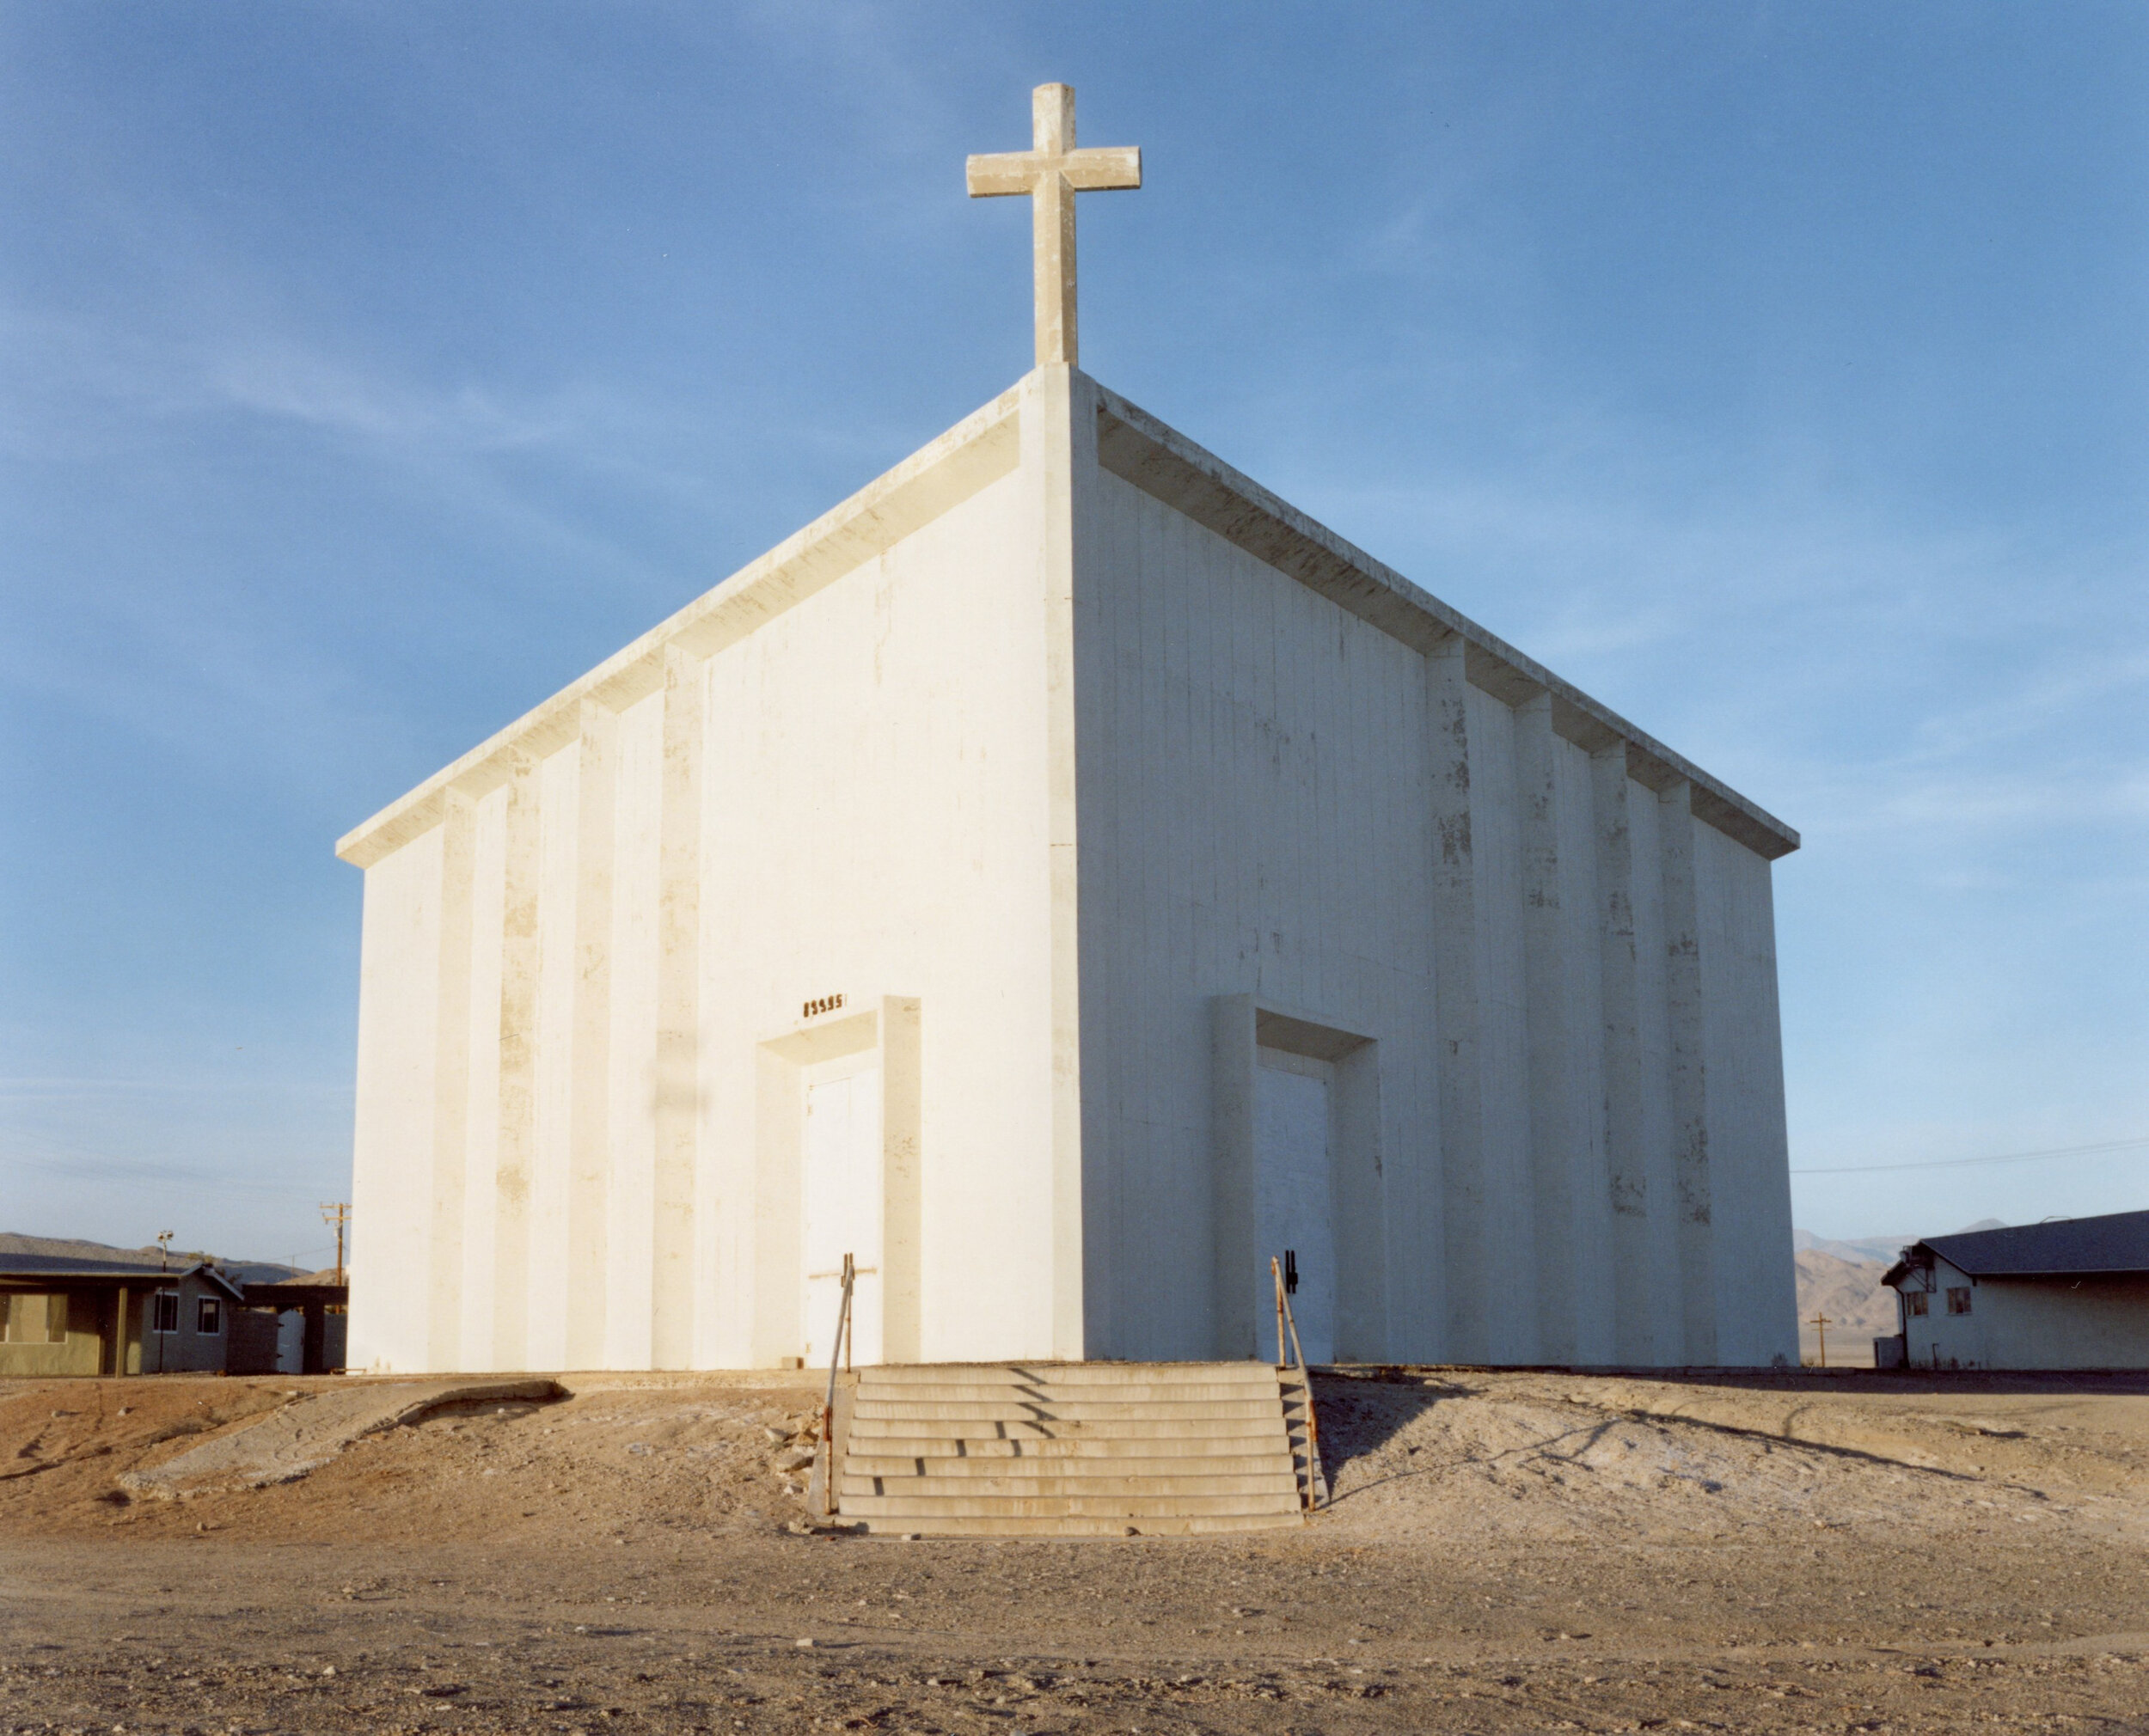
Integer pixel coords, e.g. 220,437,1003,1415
1280,1287,1321,1511
821,1252,854,1519
1270,1251,1323,1513
842,1251,854,1375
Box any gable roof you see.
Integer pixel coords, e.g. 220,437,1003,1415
1886,1209,2149,1285
338,370,1799,871
0,1254,249,1299
0,1253,169,1280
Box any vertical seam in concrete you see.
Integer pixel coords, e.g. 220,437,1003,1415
1515,691,1578,1362
1426,635,1482,1362
566,703,615,1372
428,786,475,1372
881,996,924,1363
1032,363,1091,1360
652,647,702,1368
493,746,543,1371
1660,777,1717,1365
1590,745,1653,1365
1209,993,1258,1358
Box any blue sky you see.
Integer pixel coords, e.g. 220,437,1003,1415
3,2,2144,1268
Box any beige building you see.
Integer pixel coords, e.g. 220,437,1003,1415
0,1256,245,1377
1884,1212,2149,1371
339,86,1802,1377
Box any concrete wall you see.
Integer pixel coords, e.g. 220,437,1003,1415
1073,467,1441,1360
0,1291,107,1378
1902,1257,2149,1369
1076,379,1799,1367
344,365,1798,1374
348,387,1062,1372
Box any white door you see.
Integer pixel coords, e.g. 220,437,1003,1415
274,1310,303,1375
801,1063,883,1368
1254,1054,1337,1364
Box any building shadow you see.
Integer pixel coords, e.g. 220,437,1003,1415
1301,1362,2149,1499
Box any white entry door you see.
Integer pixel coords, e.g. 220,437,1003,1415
801,1062,883,1368
1254,1052,1337,1364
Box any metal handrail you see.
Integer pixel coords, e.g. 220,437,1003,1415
820,1252,855,1518
1270,1255,1325,1512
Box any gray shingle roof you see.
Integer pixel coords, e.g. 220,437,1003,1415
0,1255,248,1298
0,1253,168,1278
1910,1209,2149,1280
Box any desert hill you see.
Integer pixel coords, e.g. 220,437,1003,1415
0,1232,300,1287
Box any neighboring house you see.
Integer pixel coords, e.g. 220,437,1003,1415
1881,1210,2149,1370
242,1274,350,1375
0,1256,244,1376
0,1255,345,1377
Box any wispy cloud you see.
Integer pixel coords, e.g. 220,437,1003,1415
2,303,576,459
205,344,564,449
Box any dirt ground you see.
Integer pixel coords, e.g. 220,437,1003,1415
4,1365,2147,1734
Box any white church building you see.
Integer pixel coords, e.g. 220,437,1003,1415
341,87,1800,1377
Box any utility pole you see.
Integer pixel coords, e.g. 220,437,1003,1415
320,1202,350,1286
1809,1311,1832,1369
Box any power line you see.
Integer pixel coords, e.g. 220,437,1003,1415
1792,1135,2149,1177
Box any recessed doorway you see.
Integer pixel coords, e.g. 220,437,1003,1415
801,1056,883,1368
1255,1048,1336,1365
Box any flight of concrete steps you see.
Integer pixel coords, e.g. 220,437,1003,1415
831,1361,1320,1537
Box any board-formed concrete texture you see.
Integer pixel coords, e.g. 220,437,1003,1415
831,1361,1313,1537
338,358,1800,1375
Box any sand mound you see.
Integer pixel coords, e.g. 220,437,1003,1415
115,1377,565,1498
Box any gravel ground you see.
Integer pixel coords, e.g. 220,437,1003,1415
3,1365,2146,1733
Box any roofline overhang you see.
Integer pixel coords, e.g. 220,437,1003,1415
1092,384,1798,861
337,367,1800,871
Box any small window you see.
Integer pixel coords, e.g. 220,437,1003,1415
1946,1287,1973,1316
1906,1290,1929,1317
2,1293,64,1344
196,1296,222,1336
151,1291,180,1334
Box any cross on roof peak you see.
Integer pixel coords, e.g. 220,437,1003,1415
966,83,1141,370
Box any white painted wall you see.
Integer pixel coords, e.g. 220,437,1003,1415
693,463,1056,1366
1900,1257,2149,1369
1073,469,1442,1360
349,414,1055,1371
1694,821,1798,1366
346,366,1798,1373
1074,398,1799,1366
346,826,442,1374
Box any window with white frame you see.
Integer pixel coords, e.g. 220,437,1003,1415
1946,1287,1973,1316
196,1296,222,1336
150,1291,180,1334
1905,1290,1929,1317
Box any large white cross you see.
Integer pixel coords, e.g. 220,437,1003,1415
967,83,1141,370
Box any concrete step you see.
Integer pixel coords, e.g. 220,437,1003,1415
840,1471,1300,1499
847,1432,1286,1460
853,1379,1277,1405
844,1451,1292,1478
850,1397,1283,1423
829,1361,1310,1538
847,1512,1302,1537
857,1361,1279,1387
839,1490,1304,1519
846,1416,1289,1444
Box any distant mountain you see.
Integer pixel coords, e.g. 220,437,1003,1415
1795,1249,1901,1343
0,1232,302,1287
1792,1219,2007,1268
1789,1221,2011,1366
